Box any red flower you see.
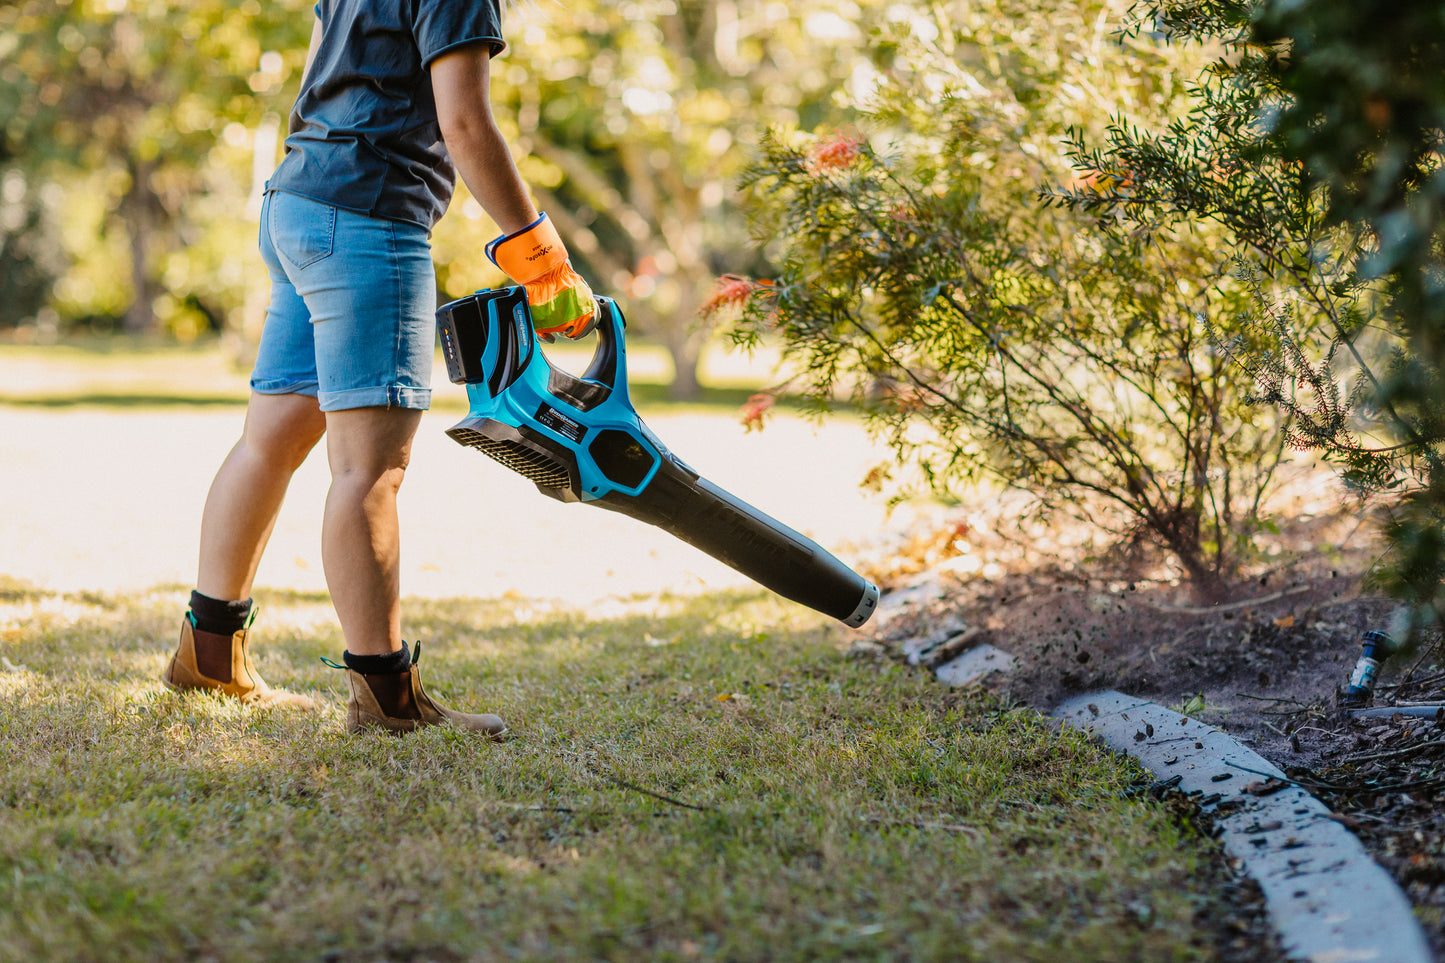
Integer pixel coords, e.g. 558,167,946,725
805,133,864,175
698,274,773,319
739,392,776,432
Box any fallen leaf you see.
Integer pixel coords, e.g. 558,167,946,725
1244,777,1290,797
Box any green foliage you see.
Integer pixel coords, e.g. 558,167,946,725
1256,0,1445,634
733,0,1289,597
1061,0,1445,635
0,0,314,335
433,0,871,397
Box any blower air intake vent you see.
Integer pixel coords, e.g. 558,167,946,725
449,428,573,489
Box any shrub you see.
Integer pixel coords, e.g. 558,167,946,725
730,1,1304,600
1056,0,1445,637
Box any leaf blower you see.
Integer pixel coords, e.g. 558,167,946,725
436,286,879,628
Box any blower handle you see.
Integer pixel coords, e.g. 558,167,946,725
438,288,627,398
544,297,632,414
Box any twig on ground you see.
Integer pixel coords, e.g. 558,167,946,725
1341,739,1445,765
1235,693,1309,707
1292,725,1344,738
603,775,715,812
1141,583,1314,615
1401,648,1436,686
1223,760,1303,785
1380,671,1445,692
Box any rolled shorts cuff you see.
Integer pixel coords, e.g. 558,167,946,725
251,377,320,397
317,384,432,412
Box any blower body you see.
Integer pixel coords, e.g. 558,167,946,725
436,286,879,628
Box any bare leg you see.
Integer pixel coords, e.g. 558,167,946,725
196,392,326,600
321,406,423,657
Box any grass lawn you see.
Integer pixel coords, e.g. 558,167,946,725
0,581,1245,962
0,337,784,415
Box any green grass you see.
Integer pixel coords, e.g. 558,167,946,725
0,584,1238,962
0,337,797,415
0,336,857,424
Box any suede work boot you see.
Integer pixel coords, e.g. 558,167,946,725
332,642,507,739
162,614,318,709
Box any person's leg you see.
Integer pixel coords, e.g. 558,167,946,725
196,391,326,601
162,190,325,706
319,405,503,737
197,189,328,600
319,405,421,657
164,392,324,706
287,197,503,736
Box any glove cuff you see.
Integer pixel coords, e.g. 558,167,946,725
486,212,569,284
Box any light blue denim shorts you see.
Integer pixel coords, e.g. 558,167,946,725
252,190,434,412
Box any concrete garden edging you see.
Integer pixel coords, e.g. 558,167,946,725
1052,690,1432,963
875,571,1431,961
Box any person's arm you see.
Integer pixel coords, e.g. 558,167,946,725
430,43,597,339
430,44,537,235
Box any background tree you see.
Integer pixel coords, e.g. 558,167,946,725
0,168,67,339
730,0,1292,599
431,0,875,398
0,0,311,335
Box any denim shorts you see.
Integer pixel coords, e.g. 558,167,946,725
252,190,434,412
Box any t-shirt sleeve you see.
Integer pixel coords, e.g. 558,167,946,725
415,0,506,65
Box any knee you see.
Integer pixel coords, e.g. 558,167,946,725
324,408,422,487
330,457,410,492
241,406,325,471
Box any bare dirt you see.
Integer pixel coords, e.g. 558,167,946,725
856,472,1445,958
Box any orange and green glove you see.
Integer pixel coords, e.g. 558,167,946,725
486,213,598,341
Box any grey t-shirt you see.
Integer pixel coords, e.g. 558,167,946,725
267,0,505,231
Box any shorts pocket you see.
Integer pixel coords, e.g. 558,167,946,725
269,195,336,269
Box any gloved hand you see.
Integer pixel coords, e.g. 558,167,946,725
486,213,598,341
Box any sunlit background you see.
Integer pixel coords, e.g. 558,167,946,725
0,0,972,603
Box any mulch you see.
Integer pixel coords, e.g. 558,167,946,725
854,497,1444,958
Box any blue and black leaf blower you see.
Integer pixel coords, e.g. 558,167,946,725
436,286,879,628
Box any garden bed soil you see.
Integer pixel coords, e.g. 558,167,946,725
857,485,1445,958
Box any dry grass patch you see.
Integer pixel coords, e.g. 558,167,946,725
1,585,1258,962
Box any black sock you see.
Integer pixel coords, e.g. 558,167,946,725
342,642,412,675
189,590,252,635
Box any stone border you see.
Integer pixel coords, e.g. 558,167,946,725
876,580,1431,961
1053,690,1432,963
